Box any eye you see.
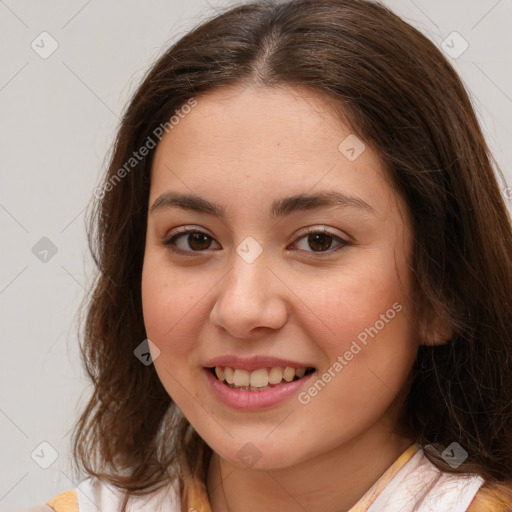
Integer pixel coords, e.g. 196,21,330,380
291,227,349,255
163,228,220,254
163,226,349,256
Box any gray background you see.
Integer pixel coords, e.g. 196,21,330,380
0,0,510,510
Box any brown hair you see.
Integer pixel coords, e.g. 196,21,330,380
71,0,512,508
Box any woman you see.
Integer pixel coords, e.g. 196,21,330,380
36,0,512,510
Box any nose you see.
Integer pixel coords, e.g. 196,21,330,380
209,252,288,339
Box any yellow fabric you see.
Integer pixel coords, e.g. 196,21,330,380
467,482,512,512
46,489,78,512
45,444,512,512
346,443,418,511
183,443,512,512
184,443,419,512
182,469,212,512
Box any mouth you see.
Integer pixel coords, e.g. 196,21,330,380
206,365,316,392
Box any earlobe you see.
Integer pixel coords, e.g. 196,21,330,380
418,311,453,346
419,332,450,347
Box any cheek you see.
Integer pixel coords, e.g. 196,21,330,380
141,258,205,405
299,243,417,406
306,248,413,353
142,252,201,337
141,255,203,366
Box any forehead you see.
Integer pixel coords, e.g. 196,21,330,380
155,84,351,160
149,84,404,222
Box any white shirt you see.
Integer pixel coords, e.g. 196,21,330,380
24,446,484,512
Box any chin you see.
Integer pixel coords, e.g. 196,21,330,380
211,437,307,471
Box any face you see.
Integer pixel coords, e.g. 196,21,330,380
141,84,419,470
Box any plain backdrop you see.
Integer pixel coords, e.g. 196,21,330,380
0,0,511,509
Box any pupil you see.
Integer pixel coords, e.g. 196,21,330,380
187,233,333,252
308,233,332,251
189,233,210,250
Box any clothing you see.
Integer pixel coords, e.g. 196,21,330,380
39,444,511,512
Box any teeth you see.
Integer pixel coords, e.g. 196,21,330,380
250,368,268,388
233,369,250,387
283,367,295,382
224,367,234,384
215,367,224,381
268,367,283,385
213,366,311,389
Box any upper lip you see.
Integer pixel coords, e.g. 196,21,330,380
204,355,315,371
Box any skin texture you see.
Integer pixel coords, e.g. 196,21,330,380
141,84,421,512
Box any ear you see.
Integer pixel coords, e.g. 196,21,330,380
418,309,453,346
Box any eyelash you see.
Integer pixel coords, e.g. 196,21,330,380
162,226,350,257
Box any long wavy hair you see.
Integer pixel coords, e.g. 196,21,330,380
71,0,512,509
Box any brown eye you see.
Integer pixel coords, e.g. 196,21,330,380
293,228,348,254
307,232,334,252
164,227,349,257
187,232,212,250
164,230,220,253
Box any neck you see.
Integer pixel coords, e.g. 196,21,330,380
206,426,416,512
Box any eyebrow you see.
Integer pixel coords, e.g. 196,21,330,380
149,190,375,218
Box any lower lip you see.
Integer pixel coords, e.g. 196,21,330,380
204,368,316,410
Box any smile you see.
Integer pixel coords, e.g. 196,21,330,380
210,366,316,391
204,365,317,410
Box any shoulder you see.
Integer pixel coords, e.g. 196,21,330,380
45,489,78,512
467,479,512,512
42,475,182,512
